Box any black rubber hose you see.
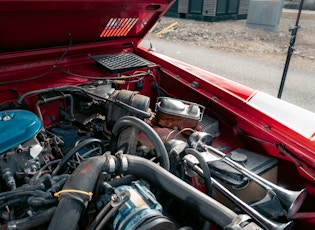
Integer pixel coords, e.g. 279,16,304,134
125,155,238,229
111,116,170,170
48,156,106,230
49,153,235,229
88,201,112,230
115,100,151,119
0,190,46,202
89,190,131,230
108,175,137,187
52,138,104,176
0,183,45,200
184,148,212,197
7,207,56,230
0,198,27,210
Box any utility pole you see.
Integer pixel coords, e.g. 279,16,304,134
277,0,305,99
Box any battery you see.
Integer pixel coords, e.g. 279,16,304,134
207,148,278,209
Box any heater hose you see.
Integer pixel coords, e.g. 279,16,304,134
111,116,170,170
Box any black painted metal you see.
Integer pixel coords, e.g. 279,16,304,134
278,0,305,99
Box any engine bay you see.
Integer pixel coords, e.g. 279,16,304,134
0,50,311,230
1,0,315,228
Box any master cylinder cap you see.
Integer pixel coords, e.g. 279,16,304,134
0,110,42,154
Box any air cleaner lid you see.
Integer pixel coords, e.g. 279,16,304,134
0,110,42,154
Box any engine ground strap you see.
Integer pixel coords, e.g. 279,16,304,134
54,189,93,201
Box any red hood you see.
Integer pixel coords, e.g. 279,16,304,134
0,0,173,53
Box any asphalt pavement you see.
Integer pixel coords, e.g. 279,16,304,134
140,38,315,113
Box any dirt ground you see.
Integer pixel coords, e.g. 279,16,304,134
151,11,315,72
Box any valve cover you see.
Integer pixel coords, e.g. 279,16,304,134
0,110,42,154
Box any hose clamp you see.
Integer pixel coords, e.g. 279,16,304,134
115,151,128,174
105,153,116,173
225,214,253,230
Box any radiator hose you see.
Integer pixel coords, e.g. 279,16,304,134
125,155,240,229
48,155,260,230
48,156,107,230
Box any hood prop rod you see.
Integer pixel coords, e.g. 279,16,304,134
277,0,304,98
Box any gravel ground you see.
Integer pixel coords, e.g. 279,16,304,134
150,10,315,72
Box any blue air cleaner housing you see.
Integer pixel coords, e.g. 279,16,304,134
0,110,42,154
